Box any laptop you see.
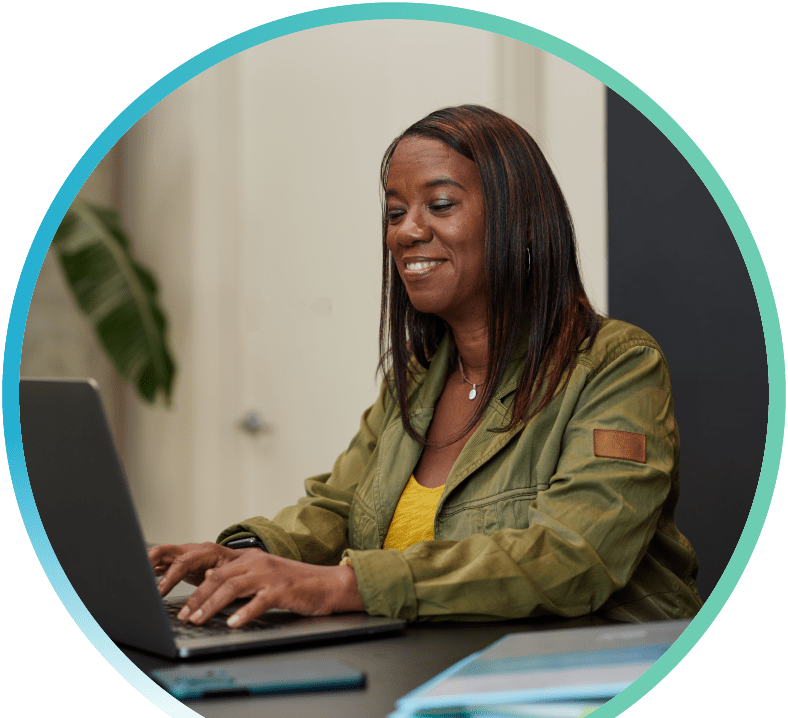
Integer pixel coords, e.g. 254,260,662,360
19,378,406,659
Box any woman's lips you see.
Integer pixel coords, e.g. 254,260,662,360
402,259,446,277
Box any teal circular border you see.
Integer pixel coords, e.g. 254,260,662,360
3,4,783,716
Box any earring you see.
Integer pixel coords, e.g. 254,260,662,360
527,246,531,276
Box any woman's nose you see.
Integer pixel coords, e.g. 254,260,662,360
391,211,432,246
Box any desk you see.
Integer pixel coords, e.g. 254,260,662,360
122,614,612,718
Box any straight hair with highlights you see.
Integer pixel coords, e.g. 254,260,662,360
379,105,601,443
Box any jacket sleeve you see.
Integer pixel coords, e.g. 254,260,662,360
344,344,678,621
215,380,393,565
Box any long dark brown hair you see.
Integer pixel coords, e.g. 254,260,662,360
379,105,600,442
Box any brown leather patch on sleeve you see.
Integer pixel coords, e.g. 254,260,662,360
593,429,646,463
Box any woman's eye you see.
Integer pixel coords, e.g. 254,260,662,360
386,209,405,222
430,202,455,212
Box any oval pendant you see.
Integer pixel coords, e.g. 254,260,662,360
469,387,477,400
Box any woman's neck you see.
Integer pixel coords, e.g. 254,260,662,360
451,322,489,384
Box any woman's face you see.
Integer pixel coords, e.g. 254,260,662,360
385,137,487,328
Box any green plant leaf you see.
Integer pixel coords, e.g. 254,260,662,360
52,199,176,404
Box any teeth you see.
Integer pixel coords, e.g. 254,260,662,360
406,260,443,271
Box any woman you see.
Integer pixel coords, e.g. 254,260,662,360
151,105,703,627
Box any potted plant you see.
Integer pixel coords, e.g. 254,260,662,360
52,199,176,404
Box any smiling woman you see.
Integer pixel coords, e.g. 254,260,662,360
384,137,487,326
380,107,600,457
151,105,703,628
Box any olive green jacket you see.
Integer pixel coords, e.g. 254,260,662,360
218,319,703,623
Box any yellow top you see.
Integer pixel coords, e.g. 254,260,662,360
383,475,444,551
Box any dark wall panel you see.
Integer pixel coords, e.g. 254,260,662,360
606,89,767,600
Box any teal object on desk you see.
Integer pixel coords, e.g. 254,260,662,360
152,658,365,700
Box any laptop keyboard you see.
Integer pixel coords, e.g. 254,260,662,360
165,602,279,639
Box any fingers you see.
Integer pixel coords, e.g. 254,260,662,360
177,560,266,625
148,543,180,569
156,554,195,597
148,544,187,579
170,553,362,629
148,544,185,593
226,592,274,628
153,542,236,597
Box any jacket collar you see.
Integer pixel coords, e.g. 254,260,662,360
386,329,532,508
410,328,530,416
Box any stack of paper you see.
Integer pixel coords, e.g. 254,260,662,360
389,619,690,718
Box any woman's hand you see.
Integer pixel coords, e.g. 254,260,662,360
173,550,365,627
148,542,256,597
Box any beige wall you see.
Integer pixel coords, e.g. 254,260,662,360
20,145,128,449
22,21,606,544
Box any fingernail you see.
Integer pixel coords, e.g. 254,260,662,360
227,614,240,628
177,606,190,620
190,609,203,622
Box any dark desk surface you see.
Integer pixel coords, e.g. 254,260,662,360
122,614,612,718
